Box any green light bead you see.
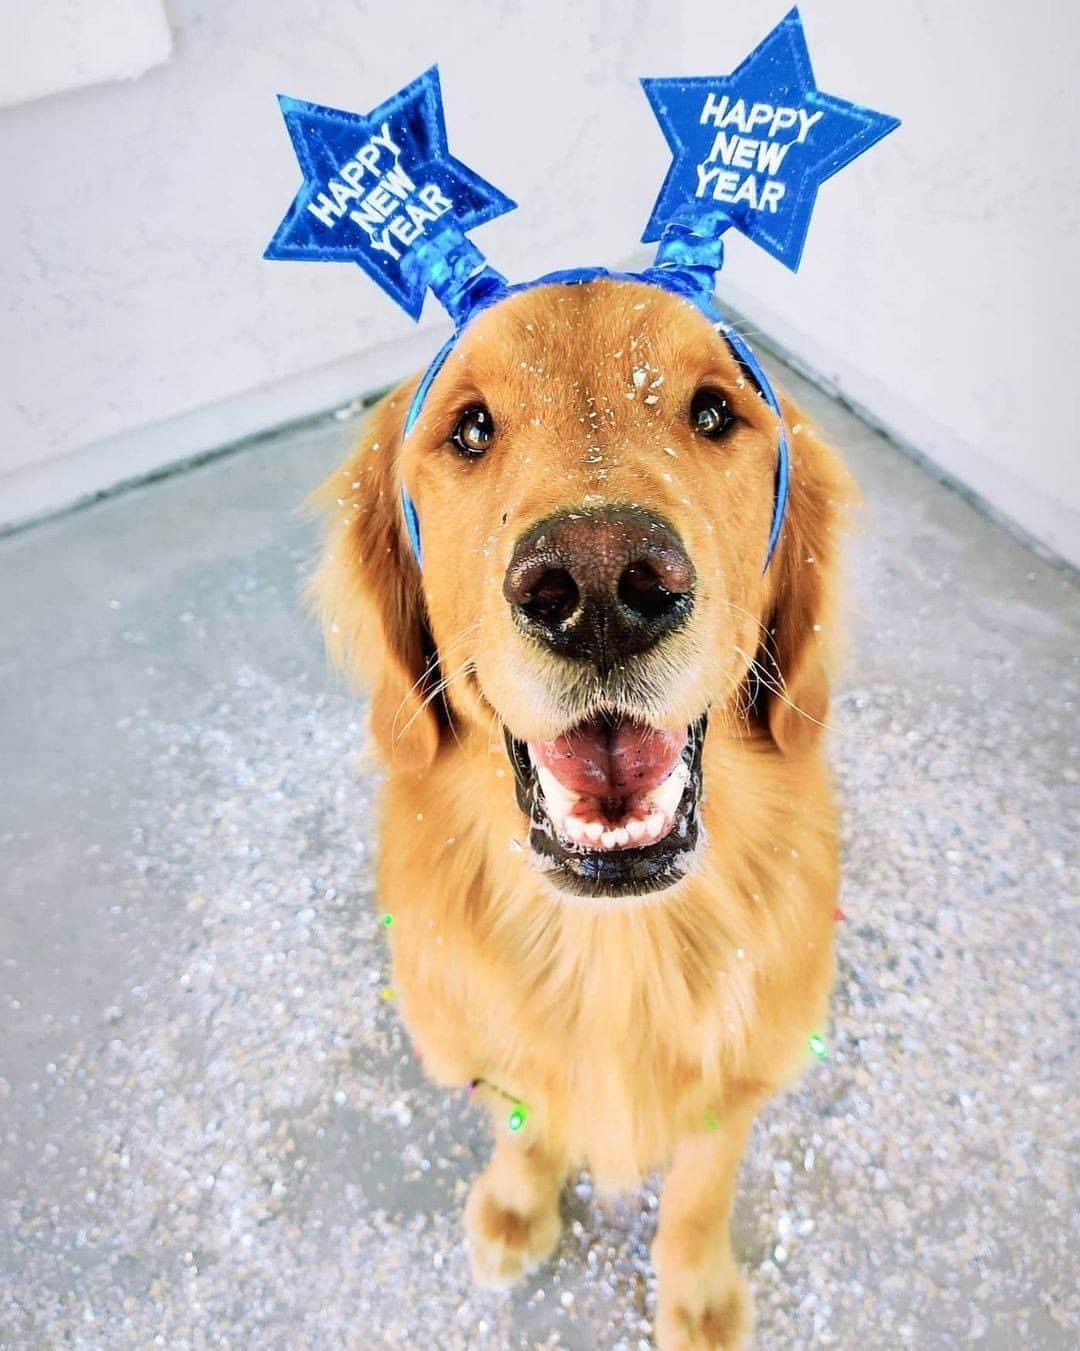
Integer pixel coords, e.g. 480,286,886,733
507,1104,527,1133
808,1032,828,1060
380,913,393,927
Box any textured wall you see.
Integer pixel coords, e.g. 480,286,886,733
1,0,1077,563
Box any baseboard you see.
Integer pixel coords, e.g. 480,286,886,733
0,323,446,537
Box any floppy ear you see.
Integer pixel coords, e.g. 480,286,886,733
308,379,441,772
761,402,859,755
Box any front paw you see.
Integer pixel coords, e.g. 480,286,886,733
654,1260,751,1350
463,1167,562,1289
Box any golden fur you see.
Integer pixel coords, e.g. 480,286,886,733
310,280,856,1348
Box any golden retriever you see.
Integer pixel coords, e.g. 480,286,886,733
310,277,855,1349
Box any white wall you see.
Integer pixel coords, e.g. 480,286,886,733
1,0,1077,565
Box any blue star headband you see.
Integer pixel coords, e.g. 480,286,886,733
266,8,898,572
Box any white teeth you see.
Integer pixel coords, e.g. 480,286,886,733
563,817,589,845
643,810,666,837
533,763,578,829
646,760,689,819
530,745,691,854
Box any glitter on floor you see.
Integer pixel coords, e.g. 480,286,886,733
1,354,1076,1349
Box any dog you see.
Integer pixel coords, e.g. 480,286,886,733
310,277,855,1348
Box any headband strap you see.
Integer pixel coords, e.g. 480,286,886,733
399,266,789,572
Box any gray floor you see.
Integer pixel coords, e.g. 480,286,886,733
1,354,1076,1350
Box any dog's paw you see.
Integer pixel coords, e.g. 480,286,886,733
654,1263,751,1350
463,1169,562,1289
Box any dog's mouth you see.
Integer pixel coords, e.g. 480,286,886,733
505,713,706,898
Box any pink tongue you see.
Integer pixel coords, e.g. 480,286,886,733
530,717,686,798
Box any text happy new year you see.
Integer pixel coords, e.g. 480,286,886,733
694,93,823,213
305,123,452,259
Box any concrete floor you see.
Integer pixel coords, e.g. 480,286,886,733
1,355,1076,1350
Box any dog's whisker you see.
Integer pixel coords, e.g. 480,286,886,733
389,620,486,743
393,654,478,742
720,599,787,683
719,318,776,344
732,644,835,733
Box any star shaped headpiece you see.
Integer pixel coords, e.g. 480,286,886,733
266,12,898,570
642,6,899,273
265,66,514,321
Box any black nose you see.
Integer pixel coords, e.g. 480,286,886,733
503,506,695,670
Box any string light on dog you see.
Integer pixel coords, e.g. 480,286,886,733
808,1031,828,1060
468,1078,529,1134
265,10,898,573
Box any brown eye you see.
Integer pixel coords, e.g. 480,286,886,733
450,405,494,457
690,389,734,440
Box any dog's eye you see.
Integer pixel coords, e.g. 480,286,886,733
450,406,495,457
690,389,734,440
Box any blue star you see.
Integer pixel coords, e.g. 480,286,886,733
641,7,899,271
265,66,515,319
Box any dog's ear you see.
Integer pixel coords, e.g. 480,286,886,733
308,380,441,772
761,404,858,755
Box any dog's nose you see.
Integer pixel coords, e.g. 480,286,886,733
503,507,695,669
